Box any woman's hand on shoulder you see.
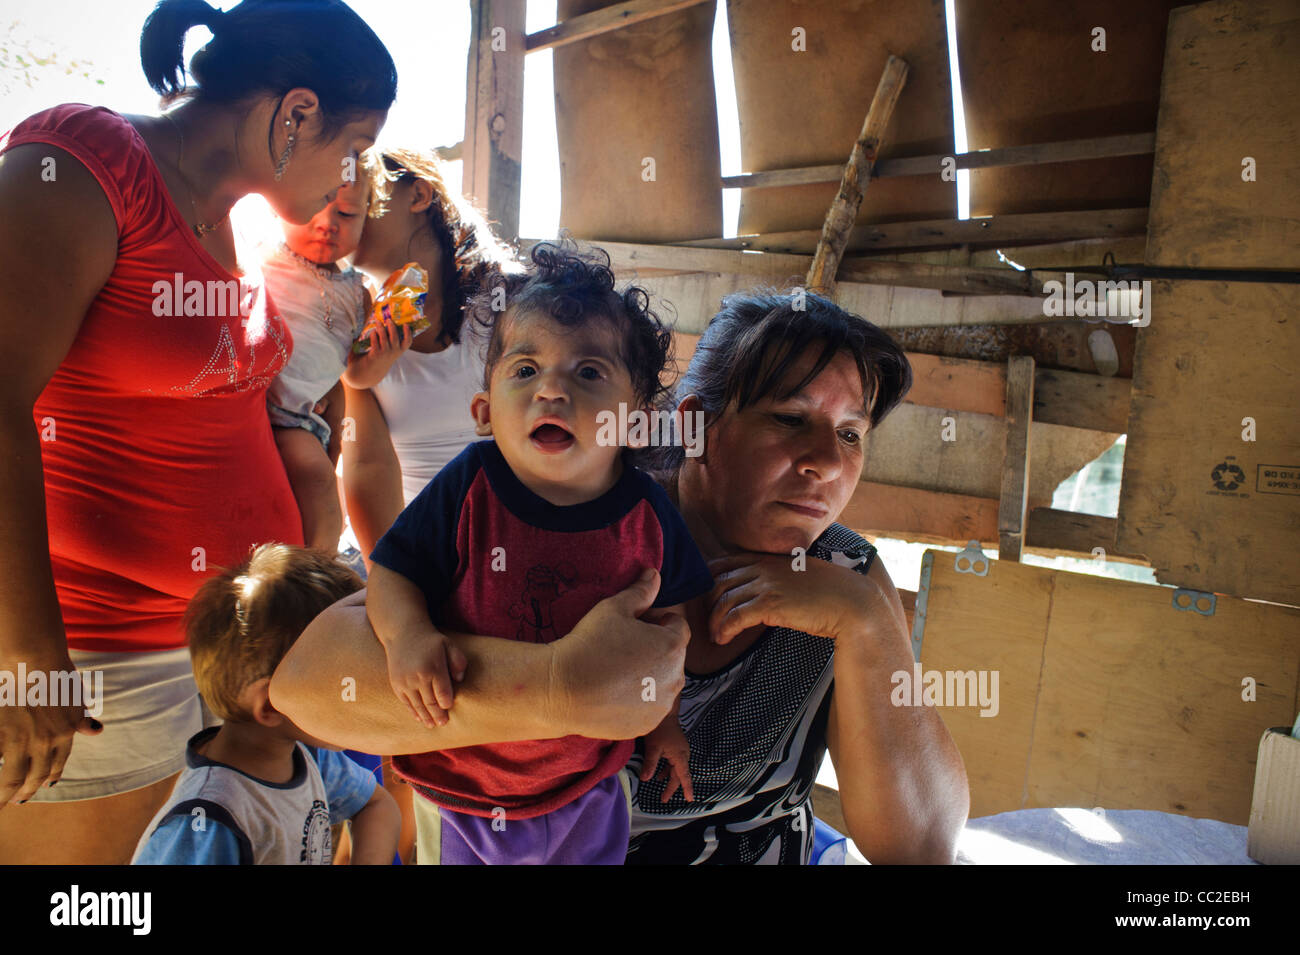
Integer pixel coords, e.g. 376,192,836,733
706,550,887,645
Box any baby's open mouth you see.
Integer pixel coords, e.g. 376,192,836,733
530,422,575,450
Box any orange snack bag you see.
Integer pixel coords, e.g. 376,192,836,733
353,262,429,354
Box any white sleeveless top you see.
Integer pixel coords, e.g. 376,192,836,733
371,339,486,504
263,244,367,417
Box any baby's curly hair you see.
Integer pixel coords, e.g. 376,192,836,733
467,241,673,407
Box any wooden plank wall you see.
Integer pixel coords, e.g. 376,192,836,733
918,551,1300,822
954,0,1182,216
553,0,722,241
1116,0,1300,606
726,0,955,234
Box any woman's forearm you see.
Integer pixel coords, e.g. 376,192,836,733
828,569,969,863
269,571,688,756
270,592,559,754
0,419,70,662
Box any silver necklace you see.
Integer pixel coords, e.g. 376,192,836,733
163,111,229,238
280,243,342,332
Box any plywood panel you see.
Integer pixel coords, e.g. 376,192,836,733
954,0,1182,216
1029,572,1300,823
554,0,722,241
1117,0,1300,606
919,553,1300,821
1144,0,1300,269
918,553,1054,819
1117,281,1300,604
726,0,955,235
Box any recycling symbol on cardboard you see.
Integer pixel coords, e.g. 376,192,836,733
1211,462,1246,491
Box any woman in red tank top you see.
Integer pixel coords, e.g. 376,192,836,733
0,0,395,863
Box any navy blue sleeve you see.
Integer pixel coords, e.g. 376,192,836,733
639,474,714,607
132,800,251,865
369,442,482,615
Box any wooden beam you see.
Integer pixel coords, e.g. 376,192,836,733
842,483,1144,563
721,164,846,191
674,208,1150,254
564,239,1063,296
841,482,1000,546
721,133,1157,190
807,56,909,296
463,0,525,241
835,259,1061,296
1025,509,1116,560
1032,367,1130,433
998,356,1035,562
668,333,1129,434
525,0,710,53
904,353,1007,417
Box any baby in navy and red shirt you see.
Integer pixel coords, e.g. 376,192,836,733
367,242,712,864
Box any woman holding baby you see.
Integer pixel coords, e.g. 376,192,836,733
274,284,970,864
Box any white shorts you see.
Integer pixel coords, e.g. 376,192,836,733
22,646,220,803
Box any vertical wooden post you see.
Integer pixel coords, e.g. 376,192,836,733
464,0,525,241
999,355,1035,562
805,55,909,298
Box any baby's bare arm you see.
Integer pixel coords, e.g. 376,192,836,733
368,564,467,726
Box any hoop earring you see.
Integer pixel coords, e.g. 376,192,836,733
274,118,297,182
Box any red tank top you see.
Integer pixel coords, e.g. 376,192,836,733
1,104,304,652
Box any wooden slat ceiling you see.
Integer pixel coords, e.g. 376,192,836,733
954,0,1182,216
554,0,723,242
728,0,956,234
551,0,1190,244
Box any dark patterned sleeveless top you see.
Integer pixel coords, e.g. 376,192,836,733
626,523,877,864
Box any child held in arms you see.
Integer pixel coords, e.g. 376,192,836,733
133,545,400,864
367,242,712,864
264,156,416,551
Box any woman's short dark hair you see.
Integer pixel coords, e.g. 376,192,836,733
140,0,397,140
650,288,912,473
467,241,672,407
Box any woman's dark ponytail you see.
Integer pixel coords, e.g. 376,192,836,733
138,0,398,136
140,0,224,98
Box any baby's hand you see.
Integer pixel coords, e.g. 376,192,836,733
384,630,467,728
640,717,694,803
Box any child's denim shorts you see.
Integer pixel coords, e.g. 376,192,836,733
268,402,331,451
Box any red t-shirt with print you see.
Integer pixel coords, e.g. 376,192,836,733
1,104,304,652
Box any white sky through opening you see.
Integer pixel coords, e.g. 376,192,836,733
943,0,971,220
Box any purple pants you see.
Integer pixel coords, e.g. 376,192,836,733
433,773,629,865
